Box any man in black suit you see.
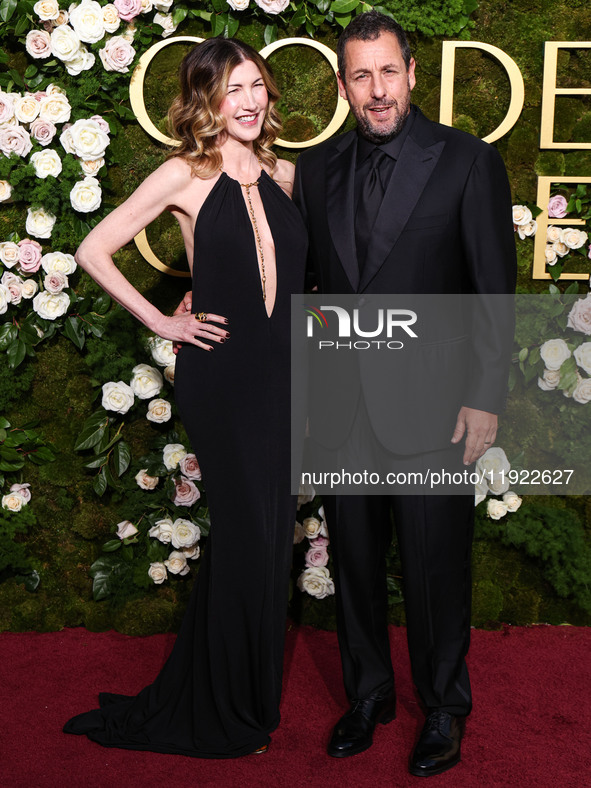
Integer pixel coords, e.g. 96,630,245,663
294,11,516,777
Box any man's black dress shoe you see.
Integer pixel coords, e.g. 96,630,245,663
408,711,465,777
327,691,396,758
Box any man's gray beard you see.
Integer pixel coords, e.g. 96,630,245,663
356,98,410,144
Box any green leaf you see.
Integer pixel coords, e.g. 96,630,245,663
548,283,560,295
84,453,108,469
172,6,188,25
335,12,351,27
92,292,111,315
549,262,564,282
8,68,24,88
565,282,580,295
0,457,24,471
102,539,122,553
316,0,331,11
114,441,131,477
211,13,225,35
210,0,228,11
89,556,117,600
290,6,306,26
74,411,110,451
28,445,56,464
194,514,211,537
0,0,18,23
226,14,239,38
63,316,86,350
330,0,359,13
264,24,278,45
24,64,38,79
7,338,26,369
0,417,10,429
93,467,108,496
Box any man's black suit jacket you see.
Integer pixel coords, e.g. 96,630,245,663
293,107,517,455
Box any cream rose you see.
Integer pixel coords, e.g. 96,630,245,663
163,443,187,470
146,397,171,423
41,251,77,275
254,0,290,13
539,338,571,371
80,157,105,176
99,35,135,73
165,550,190,576
148,562,167,583
21,279,39,299
572,376,591,404
61,118,109,160
116,519,138,539
39,92,71,123
26,29,52,58
179,453,201,480
228,0,250,9
34,0,60,19
130,363,163,399
0,242,19,268
476,447,510,493
172,477,201,507
303,516,322,539
567,295,591,336
102,4,121,32
545,245,558,266
182,545,200,560
552,240,569,258
487,498,508,520
31,149,62,179
502,491,522,512
26,206,57,239
0,283,9,315
546,225,561,243
153,12,178,37
30,118,57,146
44,271,68,293
561,228,588,250
0,126,33,158
573,342,591,375
70,176,102,213
65,47,95,76
33,290,70,320
14,95,41,124
56,10,69,25
101,380,134,414
0,180,11,202
149,516,174,543
297,566,335,599
50,24,83,62
517,220,537,240
512,205,532,226
538,368,560,391
163,364,175,385
2,491,27,512
135,468,159,490
70,0,106,43
294,521,305,544
149,336,175,367
154,0,173,9
171,518,200,549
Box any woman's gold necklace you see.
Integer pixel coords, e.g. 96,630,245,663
220,158,267,302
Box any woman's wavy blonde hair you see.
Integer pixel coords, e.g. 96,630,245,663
167,37,282,178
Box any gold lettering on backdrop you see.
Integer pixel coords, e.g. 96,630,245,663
129,36,350,275
439,41,524,143
533,176,591,281
540,42,591,149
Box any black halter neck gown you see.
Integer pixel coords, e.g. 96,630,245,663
63,169,307,757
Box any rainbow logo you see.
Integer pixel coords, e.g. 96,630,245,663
304,305,329,330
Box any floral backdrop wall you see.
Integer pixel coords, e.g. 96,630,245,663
1,0,591,634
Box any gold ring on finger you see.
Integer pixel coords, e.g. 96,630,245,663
196,312,207,322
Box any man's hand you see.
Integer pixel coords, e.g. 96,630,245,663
451,406,497,466
172,291,192,354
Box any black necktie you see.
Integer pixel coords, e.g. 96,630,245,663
355,148,387,272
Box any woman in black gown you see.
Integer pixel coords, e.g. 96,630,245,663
63,38,306,757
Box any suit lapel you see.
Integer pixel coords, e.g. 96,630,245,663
359,133,445,292
326,133,359,291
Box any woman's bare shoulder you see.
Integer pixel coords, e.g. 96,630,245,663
273,158,296,196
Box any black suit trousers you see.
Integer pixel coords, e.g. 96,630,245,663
323,491,474,716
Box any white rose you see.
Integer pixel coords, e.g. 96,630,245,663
162,443,187,470
116,519,138,539
488,472,510,496
50,24,83,62
0,242,19,267
552,240,569,258
573,342,591,375
80,157,104,176
38,92,71,123
572,376,591,404
30,118,57,146
148,562,167,584
70,176,102,213
165,550,190,576
149,336,175,367
45,83,65,96
34,0,60,19
517,220,537,240
254,0,289,12
154,0,173,9
140,0,153,11
10,483,31,503
303,516,322,539
0,283,9,315
14,95,41,124
0,92,14,125
546,225,561,243
561,228,588,250
26,29,52,59
153,12,178,37
182,545,200,560
21,279,39,299
297,566,335,599
294,521,305,544
512,205,532,226
149,517,174,543
60,118,109,160
539,338,571,371
41,251,77,275
135,468,159,489
70,0,106,43
44,271,68,293
2,491,27,512
99,35,135,73
0,126,32,158
545,245,558,266
567,295,591,336
130,363,163,399
228,0,250,8
101,380,134,414
31,149,63,179
476,447,510,493
146,397,171,423
171,518,200,549
0,180,11,202
102,4,121,33
65,47,95,76
487,498,508,520
538,368,561,391
5,277,23,305
502,491,522,512
163,364,175,385
26,206,57,239
33,290,70,320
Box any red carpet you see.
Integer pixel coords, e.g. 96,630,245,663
1,624,590,787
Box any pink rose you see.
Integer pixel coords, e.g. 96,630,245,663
548,195,568,218
17,239,43,273
310,535,329,548
0,92,14,124
0,126,33,158
116,520,138,539
90,114,110,134
26,29,52,59
30,118,57,146
567,294,591,336
99,35,135,73
44,271,68,293
305,545,329,568
179,453,201,480
588,244,591,260
173,476,201,507
113,0,142,21
9,483,31,503
4,278,23,305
